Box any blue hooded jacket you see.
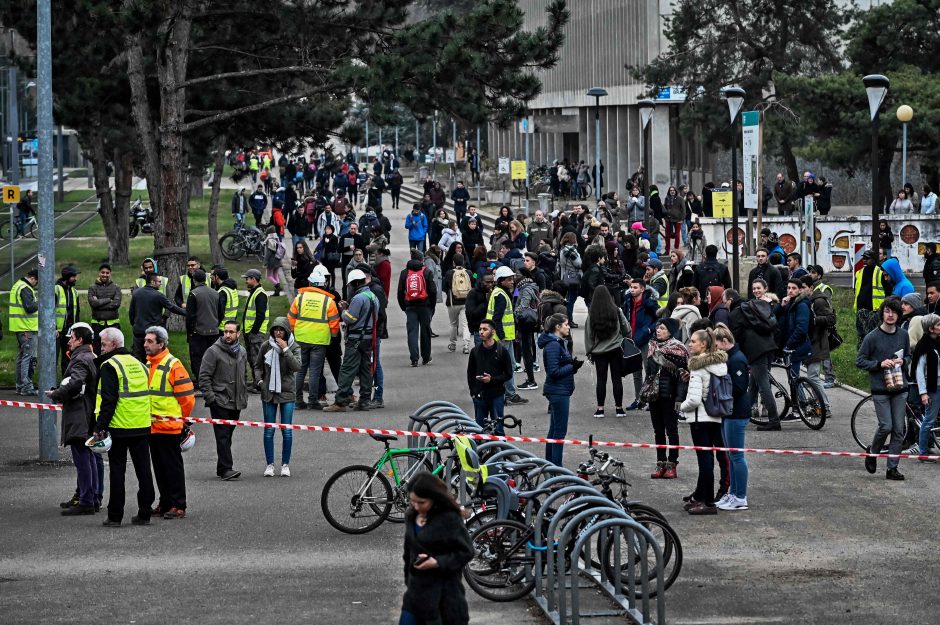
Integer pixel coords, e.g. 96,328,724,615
405,211,429,242
881,257,913,297
538,332,575,396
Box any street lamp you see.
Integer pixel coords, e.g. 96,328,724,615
721,85,746,288
637,99,655,222
587,87,608,200
864,74,889,250
897,104,913,187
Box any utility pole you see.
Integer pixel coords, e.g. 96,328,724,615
37,0,58,461
7,65,19,290
56,124,64,202
476,126,481,205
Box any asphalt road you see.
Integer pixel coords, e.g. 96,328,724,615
2,195,938,625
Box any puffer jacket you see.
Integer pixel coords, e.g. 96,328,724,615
515,277,540,314
254,317,302,404
49,344,97,445
539,332,575,396
558,244,582,283
679,350,728,424
671,305,702,343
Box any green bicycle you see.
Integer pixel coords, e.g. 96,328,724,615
320,433,443,534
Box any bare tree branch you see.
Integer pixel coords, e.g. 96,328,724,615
179,65,324,88
176,88,332,133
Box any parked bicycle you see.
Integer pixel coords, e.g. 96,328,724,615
218,222,264,262
749,355,827,430
850,388,938,453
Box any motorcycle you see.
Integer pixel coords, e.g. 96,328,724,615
129,199,155,238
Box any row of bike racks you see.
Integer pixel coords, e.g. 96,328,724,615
406,402,666,625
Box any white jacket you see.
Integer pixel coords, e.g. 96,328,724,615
671,305,702,343
679,350,728,424
439,228,461,254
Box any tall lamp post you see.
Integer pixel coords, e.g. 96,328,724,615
864,74,889,250
721,86,746,288
587,87,608,201
637,99,655,222
897,104,913,187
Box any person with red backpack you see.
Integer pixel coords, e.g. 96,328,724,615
397,249,437,367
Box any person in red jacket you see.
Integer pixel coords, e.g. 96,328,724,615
374,248,391,295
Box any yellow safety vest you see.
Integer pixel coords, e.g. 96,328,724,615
854,266,884,312
54,283,79,332
654,276,670,309
95,353,151,430
292,291,333,345
218,285,240,329
243,287,268,335
148,353,185,418
179,275,193,303
813,282,833,297
486,288,516,341
135,276,167,296
9,280,38,332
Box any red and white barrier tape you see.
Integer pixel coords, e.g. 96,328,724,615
0,398,61,411
153,416,940,462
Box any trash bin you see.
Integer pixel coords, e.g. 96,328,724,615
537,193,551,213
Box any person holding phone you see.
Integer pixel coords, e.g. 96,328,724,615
400,473,473,625
466,319,514,435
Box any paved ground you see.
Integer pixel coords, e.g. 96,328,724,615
2,183,939,625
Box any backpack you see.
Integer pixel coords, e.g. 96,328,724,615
451,267,472,301
334,196,350,216
404,269,428,301
695,261,725,290
304,197,317,224
703,372,734,417
740,299,777,333
348,172,358,187
359,212,379,239
274,240,286,260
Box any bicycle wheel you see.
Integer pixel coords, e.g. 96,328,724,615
384,452,434,524
0,220,10,240
26,219,37,239
219,233,246,260
793,377,826,430
601,514,683,597
750,376,791,426
320,465,392,534
622,501,668,525
464,519,535,602
850,394,906,452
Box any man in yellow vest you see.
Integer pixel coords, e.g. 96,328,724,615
288,266,340,410
144,326,195,520
487,266,527,406
10,268,39,396
854,250,886,339
55,264,82,376
133,257,167,295
211,266,240,330
241,269,269,392
93,327,156,527
174,256,201,310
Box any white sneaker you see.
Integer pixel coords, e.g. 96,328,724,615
718,495,748,511
264,464,275,477
280,464,291,477
715,493,733,508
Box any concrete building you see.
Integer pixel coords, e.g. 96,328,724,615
487,0,713,194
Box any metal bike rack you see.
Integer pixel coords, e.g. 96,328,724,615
486,448,538,464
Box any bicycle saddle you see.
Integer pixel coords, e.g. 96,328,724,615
369,433,397,443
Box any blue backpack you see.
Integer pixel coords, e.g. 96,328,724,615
703,372,734,417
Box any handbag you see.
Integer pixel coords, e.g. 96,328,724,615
621,337,643,375
515,306,539,331
639,370,660,403
827,326,844,351
325,251,341,264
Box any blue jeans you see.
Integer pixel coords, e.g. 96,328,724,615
472,331,481,348
263,401,295,465
372,339,384,401
545,394,570,466
565,288,578,321
503,342,517,397
722,418,749,499
473,395,505,435
920,389,940,454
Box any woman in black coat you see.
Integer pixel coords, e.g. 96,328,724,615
401,473,473,625
316,224,341,288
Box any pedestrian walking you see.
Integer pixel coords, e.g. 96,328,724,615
585,286,630,417
241,269,269,392
324,270,378,412
199,321,249,481
539,314,583,466
143,326,194,519
288,266,341,410
399,249,437,366
400,473,473,625
255,317,301,477
488,266,526,405
93,328,156,526
644,318,688,480
444,254,473,354
10,269,39,395
48,323,98,515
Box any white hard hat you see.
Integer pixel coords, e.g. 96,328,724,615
67,322,94,338
494,266,515,280
347,269,368,283
86,433,112,454
180,428,196,453
309,265,328,286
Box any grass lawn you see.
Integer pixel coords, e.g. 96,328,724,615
830,287,869,391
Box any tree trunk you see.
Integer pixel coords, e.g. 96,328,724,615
781,137,799,183
90,128,128,265
878,147,894,212
125,36,163,214
207,134,227,265
113,147,133,260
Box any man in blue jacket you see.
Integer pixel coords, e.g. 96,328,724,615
767,278,812,430
623,278,659,410
405,204,429,252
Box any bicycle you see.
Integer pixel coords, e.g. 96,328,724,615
850,388,938,453
218,222,265,262
320,433,444,534
749,355,827,430
0,214,37,240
